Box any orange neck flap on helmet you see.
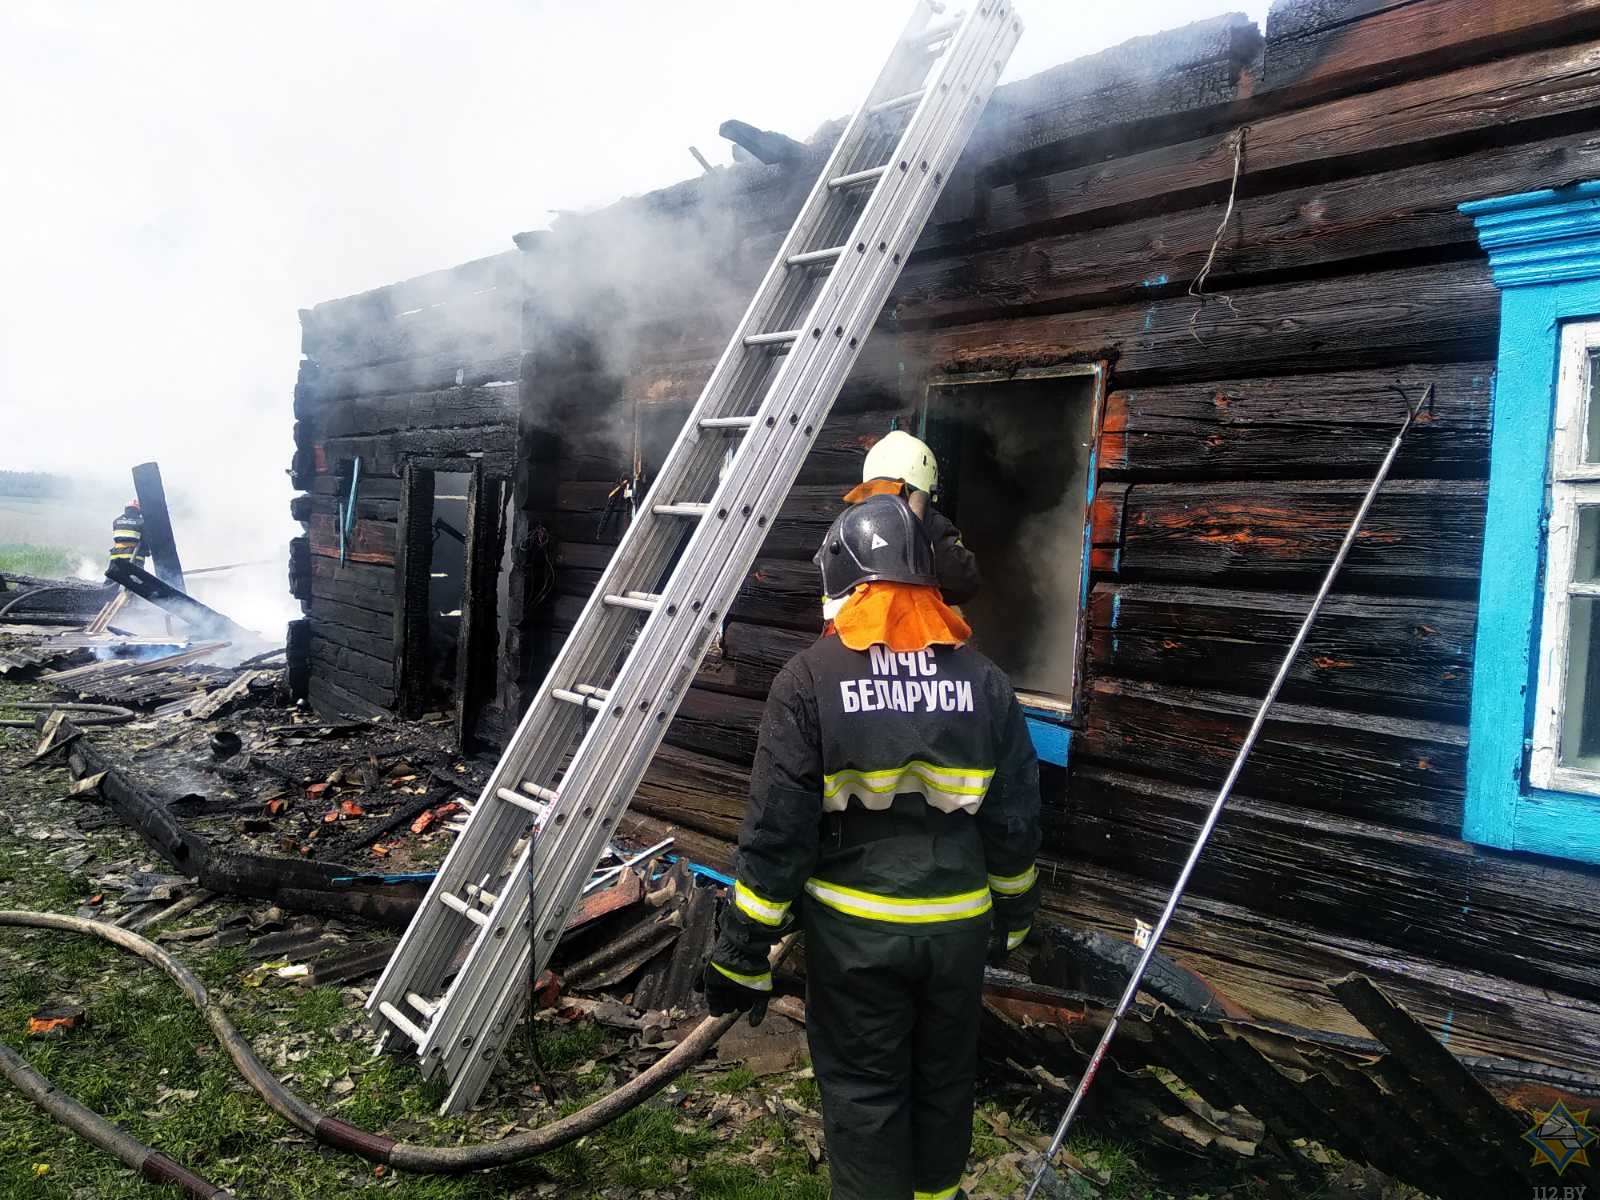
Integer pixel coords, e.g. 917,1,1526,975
829,581,970,652
842,478,906,504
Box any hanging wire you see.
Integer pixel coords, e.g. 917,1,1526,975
1188,126,1248,344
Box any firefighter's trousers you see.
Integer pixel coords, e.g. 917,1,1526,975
803,906,989,1200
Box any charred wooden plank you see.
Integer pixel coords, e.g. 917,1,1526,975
309,633,395,688
1074,677,1465,834
1045,860,1600,1073
1060,762,1599,998
290,493,399,523
1087,583,1475,722
305,614,392,662
307,669,394,717
1102,477,1484,592
300,350,523,408
313,383,520,440
696,622,814,698
979,37,1600,237
305,513,397,567
727,557,823,632
308,557,395,616
304,595,393,639
633,745,750,845
1099,363,1491,481
664,686,764,766
1261,0,1600,105
900,133,1600,325
313,425,515,478
911,260,1497,384
1330,975,1546,1189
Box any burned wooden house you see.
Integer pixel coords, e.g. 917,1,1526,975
289,0,1600,1111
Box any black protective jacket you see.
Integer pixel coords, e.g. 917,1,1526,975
711,633,1041,989
921,505,981,606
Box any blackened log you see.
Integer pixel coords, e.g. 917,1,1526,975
977,37,1600,238
391,462,432,718
718,120,806,165
288,536,312,602
299,252,518,351
307,474,403,501
696,622,814,699
59,722,206,870
130,462,185,591
307,671,393,718
286,618,311,701
308,557,395,616
727,558,824,632
290,492,398,523
1094,477,1485,593
633,745,750,842
1048,859,1600,1074
1087,583,1475,723
1261,0,1600,105
313,425,515,479
1073,676,1465,835
314,383,521,440
1060,762,1600,999
910,259,1498,384
306,614,393,662
305,594,393,639
301,350,523,408
104,562,255,643
308,633,395,688
1098,364,1491,481
898,131,1600,325
664,687,765,766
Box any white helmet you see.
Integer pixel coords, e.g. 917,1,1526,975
862,429,937,494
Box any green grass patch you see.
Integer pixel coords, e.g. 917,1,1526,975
0,542,78,578
709,1065,758,1094
530,1015,604,1071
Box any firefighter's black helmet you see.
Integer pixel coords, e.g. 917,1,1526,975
814,492,938,599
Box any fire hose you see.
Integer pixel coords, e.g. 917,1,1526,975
0,909,794,1198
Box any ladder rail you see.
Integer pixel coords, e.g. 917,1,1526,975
371,0,962,1038
424,2,1019,1089
368,0,1026,1111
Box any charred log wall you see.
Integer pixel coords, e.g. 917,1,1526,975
291,253,521,721
569,0,1600,1075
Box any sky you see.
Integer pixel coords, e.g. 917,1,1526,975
0,0,1269,630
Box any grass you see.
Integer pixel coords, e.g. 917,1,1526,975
709,1065,758,1094
0,541,79,578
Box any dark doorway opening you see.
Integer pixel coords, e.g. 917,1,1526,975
922,370,1099,713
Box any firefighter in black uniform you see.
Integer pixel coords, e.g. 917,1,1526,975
704,493,1041,1200
108,501,147,570
843,429,980,605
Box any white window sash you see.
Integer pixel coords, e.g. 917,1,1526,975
1530,321,1600,794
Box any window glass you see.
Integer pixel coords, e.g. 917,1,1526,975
1561,595,1600,773
1576,506,1600,583
1587,348,1600,464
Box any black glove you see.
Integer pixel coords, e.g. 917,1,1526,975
987,924,1017,967
699,960,769,1027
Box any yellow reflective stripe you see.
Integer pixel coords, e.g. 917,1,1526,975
1006,925,1030,951
734,880,789,928
804,878,992,924
822,760,994,798
914,1185,962,1200
988,865,1037,896
711,961,773,992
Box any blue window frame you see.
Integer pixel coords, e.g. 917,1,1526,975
1460,183,1600,864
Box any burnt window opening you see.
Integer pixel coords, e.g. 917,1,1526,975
922,371,1098,714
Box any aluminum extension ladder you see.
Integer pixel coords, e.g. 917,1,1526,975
366,0,1024,1114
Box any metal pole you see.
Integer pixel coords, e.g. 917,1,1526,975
1024,385,1433,1200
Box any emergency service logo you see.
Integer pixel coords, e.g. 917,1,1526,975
1523,1099,1598,1176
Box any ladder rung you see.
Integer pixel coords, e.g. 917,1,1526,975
829,164,889,189
440,891,490,926
909,16,961,47
787,245,846,267
378,1001,427,1046
700,416,756,430
465,883,499,908
553,688,606,711
497,785,543,813
652,502,710,517
576,684,611,699
869,88,925,115
405,991,439,1019
743,329,800,347
604,591,661,613
521,781,560,804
